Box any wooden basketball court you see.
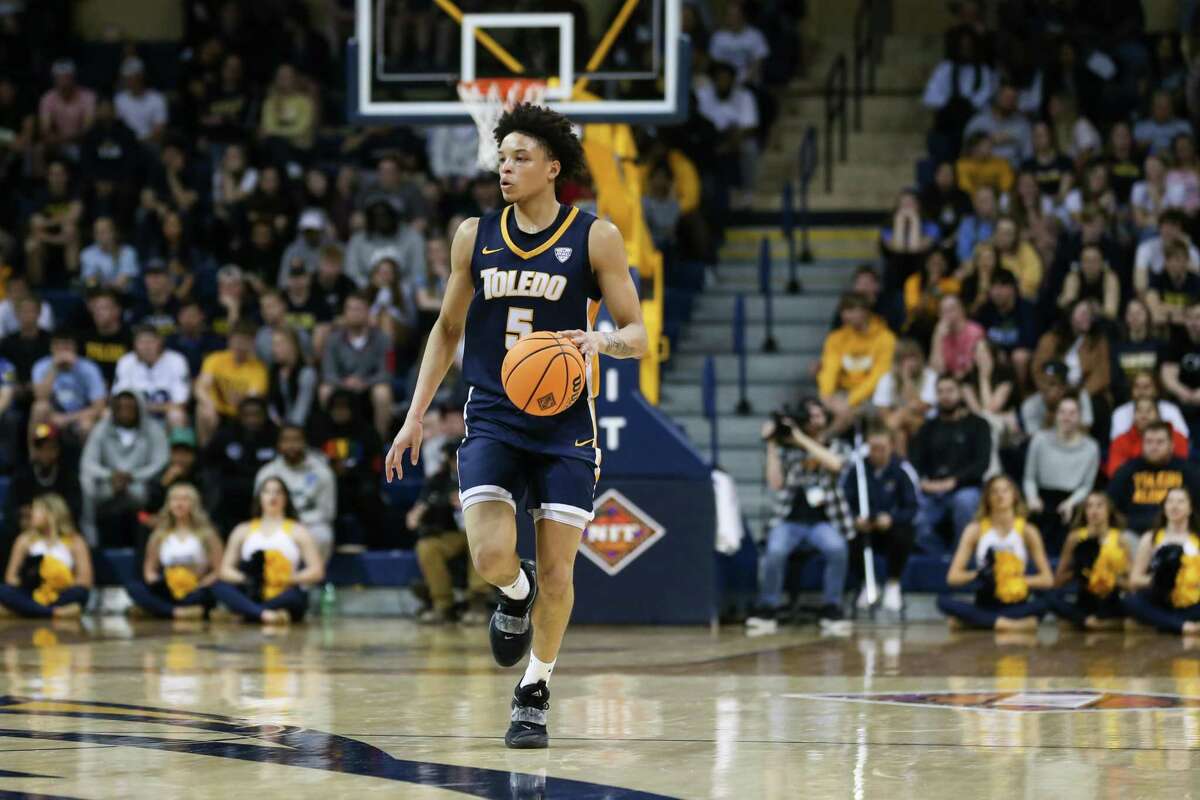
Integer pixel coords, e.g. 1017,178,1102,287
0,619,1193,797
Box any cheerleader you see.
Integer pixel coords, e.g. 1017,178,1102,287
937,475,1054,630
0,494,93,618
1046,492,1133,630
212,477,325,624
1122,487,1200,634
125,483,224,620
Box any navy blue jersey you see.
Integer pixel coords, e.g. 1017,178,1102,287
462,204,603,466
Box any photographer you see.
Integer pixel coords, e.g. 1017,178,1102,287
745,399,853,634
841,424,921,614
410,442,490,625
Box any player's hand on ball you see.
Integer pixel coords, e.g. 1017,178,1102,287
559,329,603,358
385,418,423,483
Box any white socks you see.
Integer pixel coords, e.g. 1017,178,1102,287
498,566,530,601
520,654,555,687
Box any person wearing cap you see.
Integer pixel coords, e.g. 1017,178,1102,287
80,390,169,546
345,197,425,289
80,216,140,294
130,259,180,337
147,429,207,512
276,208,332,287
320,292,394,438
38,59,95,151
29,330,107,444
973,267,1036,390
195,319,268,446
6,423,81,538
1021,359,1095,433
1108,421,1200,533
113,56,167,144
113,325,192,430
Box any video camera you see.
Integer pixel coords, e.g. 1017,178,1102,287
763,399,814,446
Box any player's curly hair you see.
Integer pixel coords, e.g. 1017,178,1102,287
493,103,588,185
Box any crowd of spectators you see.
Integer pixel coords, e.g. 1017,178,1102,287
810,1,1200,580
0,0,795,596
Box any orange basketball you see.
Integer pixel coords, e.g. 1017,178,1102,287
501,331,587,416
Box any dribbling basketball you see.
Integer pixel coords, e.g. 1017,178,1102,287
384,103,647,749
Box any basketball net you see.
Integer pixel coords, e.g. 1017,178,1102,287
457,79,548,172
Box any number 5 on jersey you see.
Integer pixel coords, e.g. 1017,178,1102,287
505,308,534,349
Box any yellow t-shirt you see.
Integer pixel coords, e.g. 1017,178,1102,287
201,351,268,417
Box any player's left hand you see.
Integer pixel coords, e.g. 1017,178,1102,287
559,329,604,359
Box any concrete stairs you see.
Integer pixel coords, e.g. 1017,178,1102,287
659,226,877,528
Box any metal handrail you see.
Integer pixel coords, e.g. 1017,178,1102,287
702,355,719,465
758,238,778,353
853,0,882,131
823,53,848,193
733,294,751,415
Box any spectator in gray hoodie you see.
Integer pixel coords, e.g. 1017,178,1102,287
320,292,393,437
345,198,424,289
254,424,337,560
80,390,169,546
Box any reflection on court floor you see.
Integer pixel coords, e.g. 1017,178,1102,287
0,620,1198,798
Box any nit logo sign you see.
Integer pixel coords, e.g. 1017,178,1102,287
580,489,666,576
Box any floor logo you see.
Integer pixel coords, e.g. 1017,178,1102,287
788,690,1200,712
581,489,665,576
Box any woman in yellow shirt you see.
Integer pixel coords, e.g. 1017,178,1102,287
259,64,315,153
993,216,1042,300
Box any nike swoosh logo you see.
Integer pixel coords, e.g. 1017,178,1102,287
481,246,504,255
574,438,595,447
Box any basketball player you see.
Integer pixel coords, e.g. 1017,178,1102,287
384,104,647,748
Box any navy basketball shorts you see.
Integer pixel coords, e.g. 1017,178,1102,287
457,435,598,530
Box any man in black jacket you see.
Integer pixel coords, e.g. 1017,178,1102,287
1108,421,1200,533
842,424,921,613
313,388,385,550
202,397,278,533
911,374,993,555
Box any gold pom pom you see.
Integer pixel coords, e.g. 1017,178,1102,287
262,550,293,601
1172,554,1200,609
993,550,1029,604
33,555,73,606
165,566,199,601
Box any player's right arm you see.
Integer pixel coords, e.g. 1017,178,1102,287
384,217,478,482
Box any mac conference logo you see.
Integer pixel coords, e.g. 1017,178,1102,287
580,489,665,576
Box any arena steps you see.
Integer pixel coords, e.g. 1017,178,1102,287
660,229,866,524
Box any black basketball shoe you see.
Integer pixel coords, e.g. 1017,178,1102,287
489,559,538,667
505,680,550,749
